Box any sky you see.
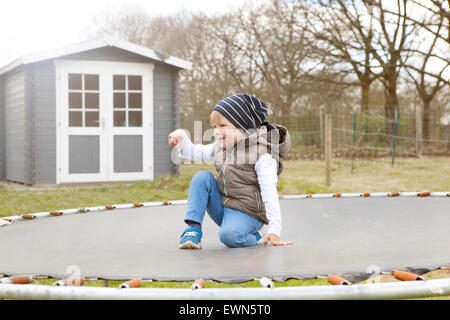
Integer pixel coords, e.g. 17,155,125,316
0,0,447,106
0,0,248,68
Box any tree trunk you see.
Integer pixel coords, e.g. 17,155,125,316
281,102,292,128
415,103,423,157
360,82,370,143
361,82,370,115
422,99,431,146
383,71,399,147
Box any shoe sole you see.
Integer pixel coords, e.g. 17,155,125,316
179,240,202,249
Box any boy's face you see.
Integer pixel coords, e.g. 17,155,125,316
212,115,246,149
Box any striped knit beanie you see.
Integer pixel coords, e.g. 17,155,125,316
212,93,268,135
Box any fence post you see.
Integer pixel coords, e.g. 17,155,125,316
391,108,398,167
415,104,423,157
351,112,357,173
319,105,325,158
325,113,332,186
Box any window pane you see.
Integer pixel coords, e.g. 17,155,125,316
113,75,126,90
69,111,82,127
69,92,82,108
128,93,142,108
85,74,99,90
85,93,99,109
68,74,82,90
114,93,126,108
128,75,142,90
128,111,142,127
114,111,126,127
85,112,99,127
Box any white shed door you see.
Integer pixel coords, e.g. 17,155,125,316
55,60,154,184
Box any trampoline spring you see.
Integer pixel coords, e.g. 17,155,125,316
0,275,33,285
52,277,87,286
327,275,350,286
392,270,424,281
119,278,141,289
21,214,36,220
191,279,205,290
50,211,63,216
0,219,11,226
258,277,274,289
417,191,431,197
52,280,66,286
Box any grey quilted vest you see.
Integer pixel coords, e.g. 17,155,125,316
213,122,291,224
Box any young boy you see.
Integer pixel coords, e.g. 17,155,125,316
168,93,293,249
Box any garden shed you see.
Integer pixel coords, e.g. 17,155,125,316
0,36,191,185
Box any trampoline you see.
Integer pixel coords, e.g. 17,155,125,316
1,191,449,286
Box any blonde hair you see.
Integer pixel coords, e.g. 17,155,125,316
210,110,225,127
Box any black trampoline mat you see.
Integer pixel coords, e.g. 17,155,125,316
0,197,449,282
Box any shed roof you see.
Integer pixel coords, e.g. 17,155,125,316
0,36,192,75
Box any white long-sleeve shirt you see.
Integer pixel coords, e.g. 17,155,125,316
176,132,282,236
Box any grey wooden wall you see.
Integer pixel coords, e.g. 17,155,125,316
2,68,27,183
153,64,178,178
0,74,4,180
28,61,57,184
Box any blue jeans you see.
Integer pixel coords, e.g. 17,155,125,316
185,171,263,248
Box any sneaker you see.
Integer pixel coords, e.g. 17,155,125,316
254,224,268,244
254,231,262,242
179,226,202,249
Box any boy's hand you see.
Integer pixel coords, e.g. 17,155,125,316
263,233,294,246
168,129,185,147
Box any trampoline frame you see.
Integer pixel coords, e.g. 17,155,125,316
2,278,450,300
1,190,449,300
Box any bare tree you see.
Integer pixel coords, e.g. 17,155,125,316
315,0,418,137
89,5,153,44
210,1,321,124
301,0,382,115
405,0,450,45
399,0,450,143
404,21,449,143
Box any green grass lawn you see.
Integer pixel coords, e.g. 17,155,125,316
1,156,449,298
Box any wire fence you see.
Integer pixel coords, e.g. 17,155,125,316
181,104,450,170
276,107,450,168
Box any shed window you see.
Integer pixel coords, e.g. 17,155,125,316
69,74,82,90
69,111,82,127
113,75,126,90
85,111,99,127
84,74,99,90
113,75,142,127
68,73,100,127
69,92,82,108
